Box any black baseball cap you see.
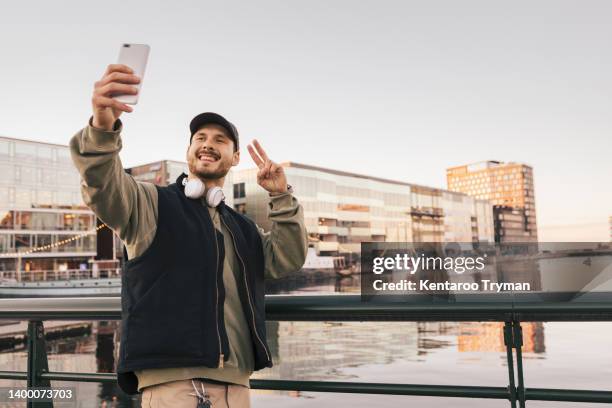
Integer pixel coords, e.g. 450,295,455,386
189,112,239,152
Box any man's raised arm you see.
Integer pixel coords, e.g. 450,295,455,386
69,64,157,259
246,139,308,279
257,191,308,279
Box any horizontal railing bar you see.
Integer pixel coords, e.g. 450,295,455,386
0,370,28,380
525,388,612,403
39,371,116,383
250,379,510,399
266,295,612,322
1,295,611,322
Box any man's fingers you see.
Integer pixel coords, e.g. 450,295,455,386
92,95,133,113
252,139,270,162
98,72,141,88
263,160,272,178
256,161,272,180
257,167,265,181
96,83,139,98
247,144,264,168
103,64,134,77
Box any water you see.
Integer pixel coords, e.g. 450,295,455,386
0,258,611,407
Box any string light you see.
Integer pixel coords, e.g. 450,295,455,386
0,224,108,258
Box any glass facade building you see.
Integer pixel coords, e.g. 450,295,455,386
447,161,538,243
0,136,97,277
233,162,494,259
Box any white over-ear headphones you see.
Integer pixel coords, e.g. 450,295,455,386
182,177,225,207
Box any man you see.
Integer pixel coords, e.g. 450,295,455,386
70,64,308,407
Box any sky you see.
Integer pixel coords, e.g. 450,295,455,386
0,0,610,241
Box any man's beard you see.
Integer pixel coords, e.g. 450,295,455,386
188,159,230,180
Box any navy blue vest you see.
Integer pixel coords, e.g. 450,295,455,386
116,173,272,395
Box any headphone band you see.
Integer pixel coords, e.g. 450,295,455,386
182,176,225,207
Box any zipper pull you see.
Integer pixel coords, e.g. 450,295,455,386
218,353,224,368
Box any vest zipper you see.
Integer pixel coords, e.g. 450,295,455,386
212,209,224,368
220,216,271,364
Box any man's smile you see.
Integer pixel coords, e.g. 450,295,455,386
197,152,220,163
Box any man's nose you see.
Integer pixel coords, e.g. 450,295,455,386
200,142,215,152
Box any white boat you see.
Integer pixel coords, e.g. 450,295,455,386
0,277,121,297
0,264,122,297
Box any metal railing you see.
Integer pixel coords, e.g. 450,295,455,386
0,295,611,407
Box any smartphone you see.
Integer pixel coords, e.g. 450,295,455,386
114,43,150,105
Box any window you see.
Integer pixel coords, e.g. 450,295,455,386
35,234,53,248
57,170,78,186
233,182,246,199
0,234,13,253
17,212,32,229
55,191,72,206
20,167,37,187
76,214,93,230
0,211,13,229
36,191,54,207
31,212,58,230
37,146,53,162
42,170,57,186
0,188,8,208
14,234,31,249
0,164,12,182
63,214,76,230
14,142,36,160
0,140,11,157
56,148,71,163
14,188,31,207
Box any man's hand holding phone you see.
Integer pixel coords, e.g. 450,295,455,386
91,64,140,131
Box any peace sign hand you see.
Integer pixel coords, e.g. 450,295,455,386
247,139,288,194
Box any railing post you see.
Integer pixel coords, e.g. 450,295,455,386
26,320,53,408
513,320,526,408
504,321,518,408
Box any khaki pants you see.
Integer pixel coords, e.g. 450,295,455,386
141,378,251,408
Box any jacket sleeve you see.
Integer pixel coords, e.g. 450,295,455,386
69,117,158,259
257,193,309,279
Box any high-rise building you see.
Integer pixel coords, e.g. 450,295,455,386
0,136,98,278
446,161,537,243
233,162,494,260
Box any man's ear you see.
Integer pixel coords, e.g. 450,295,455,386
185,144,190,161
232,150,240,166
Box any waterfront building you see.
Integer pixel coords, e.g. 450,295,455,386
0,136,97,279
447,161,537,243
232,162,494,260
